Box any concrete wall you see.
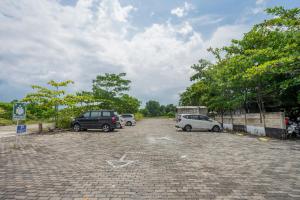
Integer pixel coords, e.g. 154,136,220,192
176,106,208,115
216,112,285,138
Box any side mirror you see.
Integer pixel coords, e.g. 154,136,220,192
79,115,84,118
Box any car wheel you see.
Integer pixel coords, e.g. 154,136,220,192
184,125,192,132
126,121,132,126
73,124,81,132
212,125,221,132
102,124,111,132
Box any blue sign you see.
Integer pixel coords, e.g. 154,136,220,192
17,125,27,134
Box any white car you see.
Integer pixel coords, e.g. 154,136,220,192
176,114,222,132
121,114,136,126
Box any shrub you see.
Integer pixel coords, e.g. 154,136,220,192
0,118,13,126
56,116,73,129
134,112,144,121
166,112,175,118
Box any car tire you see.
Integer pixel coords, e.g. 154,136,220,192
126,121,132,126
212,125,221,132
102,124,111,132
184,125,192,132
73,123,81,132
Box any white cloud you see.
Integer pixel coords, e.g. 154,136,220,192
252,0,269,15
256,0,268,5
171,2,194,18
251,7,264,15
189,15,224,26
0,0,249,104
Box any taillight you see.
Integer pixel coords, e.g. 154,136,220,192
112,116,116,123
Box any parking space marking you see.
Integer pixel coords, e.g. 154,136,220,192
106,154,136,168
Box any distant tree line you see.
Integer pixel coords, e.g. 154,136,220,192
179,7,300,122
140,100,176,117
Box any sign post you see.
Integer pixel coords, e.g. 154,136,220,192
13,103,27,146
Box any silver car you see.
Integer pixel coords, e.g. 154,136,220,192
121,114,136,126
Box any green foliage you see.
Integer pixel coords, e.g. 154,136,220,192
91,73,139,113
0,107,5,115
0,118,13,126
166,111,176,118
23,80,74,124
134,112,144,121
142,101,176,117
56,108,76,129
180,6,300,115
93,73,131,99
0,102,13,119
116,94,141,114
145,100,161,117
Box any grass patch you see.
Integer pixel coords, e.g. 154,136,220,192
0,118,14,126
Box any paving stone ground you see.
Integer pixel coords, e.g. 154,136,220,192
0,118,300,200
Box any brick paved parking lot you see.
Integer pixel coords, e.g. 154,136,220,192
1,119,300,200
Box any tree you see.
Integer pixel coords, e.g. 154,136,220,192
116,94,141,114
144,100,161,117
23,80,74,127
180,6,300,122
92,73,131,109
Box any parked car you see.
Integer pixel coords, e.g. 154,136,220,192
121,114,136,126
71,110,117,132
175,114,222,132
116,115,126,129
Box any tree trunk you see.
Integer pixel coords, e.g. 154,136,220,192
257,98,263,124
244,106,247,127
221,110,224,128
261,100,266,128
230,110,233,125
55,104,58,128
38,123,43,134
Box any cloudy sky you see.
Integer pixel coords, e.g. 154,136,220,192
0,0,299,105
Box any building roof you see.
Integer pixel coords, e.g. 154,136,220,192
176,106,207,109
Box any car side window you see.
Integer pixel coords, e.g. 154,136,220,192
189,115,198,120
90,111,100,118
199,115,209,121
83,112,90,118
102,111,111,117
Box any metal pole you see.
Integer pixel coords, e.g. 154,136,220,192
15,119,19,147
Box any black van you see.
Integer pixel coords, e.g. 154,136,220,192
71,110,117,132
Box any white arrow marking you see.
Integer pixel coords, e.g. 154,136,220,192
106,154,135,169
157,137,176,142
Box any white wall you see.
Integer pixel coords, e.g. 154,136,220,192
246,125,266,136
